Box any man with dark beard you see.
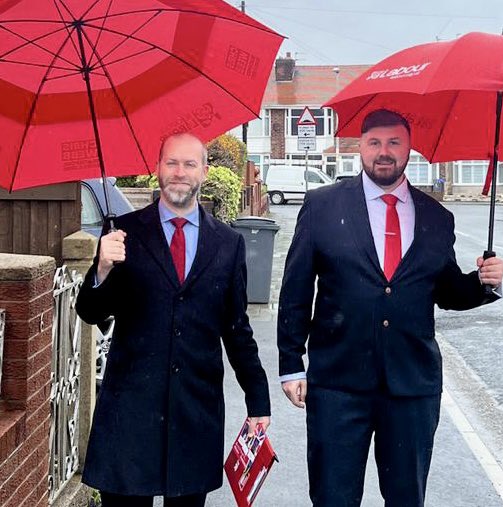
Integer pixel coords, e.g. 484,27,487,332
77,133,271,507
278,109,503,506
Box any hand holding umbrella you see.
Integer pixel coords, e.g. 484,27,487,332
96,230,126,284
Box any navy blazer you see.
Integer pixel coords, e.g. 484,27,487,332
77,201,270,496
278,174,497,396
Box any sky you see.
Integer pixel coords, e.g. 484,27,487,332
225,0,503,65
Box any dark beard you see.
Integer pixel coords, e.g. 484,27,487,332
361,155,408,187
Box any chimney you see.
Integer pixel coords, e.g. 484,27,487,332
275,52,295,82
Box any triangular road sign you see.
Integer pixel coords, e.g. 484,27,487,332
297,106,316,125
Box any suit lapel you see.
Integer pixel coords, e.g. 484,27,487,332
345,174,383,276
136,201,180,288
392,184,428,281
183,206,220,290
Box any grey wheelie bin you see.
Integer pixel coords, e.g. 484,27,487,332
231,216,280,303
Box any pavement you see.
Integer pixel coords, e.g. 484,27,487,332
155,202,503,507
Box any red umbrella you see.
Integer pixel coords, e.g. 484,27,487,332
324,32,503,262
0,0,283,214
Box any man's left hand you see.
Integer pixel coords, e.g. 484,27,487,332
477,256,503,287
247,416,270,438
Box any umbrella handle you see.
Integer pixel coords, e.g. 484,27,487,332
482,250,496,296
105,214,124,265
106,214,117,233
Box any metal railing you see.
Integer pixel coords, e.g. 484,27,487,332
49,266,82,504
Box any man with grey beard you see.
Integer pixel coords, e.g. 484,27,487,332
77,133,271,507
278,109,503,506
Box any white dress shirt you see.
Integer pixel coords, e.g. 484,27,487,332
362,171,414,269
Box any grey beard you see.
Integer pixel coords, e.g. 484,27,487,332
163,184,200,209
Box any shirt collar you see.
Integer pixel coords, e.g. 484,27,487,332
362,170,410,203
158,199,200,227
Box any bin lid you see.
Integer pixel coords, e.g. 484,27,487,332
231,216,280,231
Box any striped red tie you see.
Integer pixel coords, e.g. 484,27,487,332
170,217,188,283
381,194,401,281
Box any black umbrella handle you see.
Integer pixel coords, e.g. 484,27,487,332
105,214,124,265
105,214,117,233
482,250,496,296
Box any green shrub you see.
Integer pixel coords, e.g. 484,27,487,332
207,134,247,177
201,166,242,223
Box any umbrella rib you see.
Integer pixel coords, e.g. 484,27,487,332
429,90,461,161
80,25,151,175
86,0,115,69
54,0,77,22
85,22,262,119
92,47,156,70
45,69,106,81
0,23,78,69
51,0,82,63
85,8,281,36
89,9,161,68
0,58,76,72
9,29,76,192
79,0,105,21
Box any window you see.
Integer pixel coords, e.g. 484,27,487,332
453,161,503,184
248,154,270,179
406,155,430,184
247,109,270,137
289,108,326,136
81,184,103,227
289,154,323,169
307,171,324,183
326,156,337,178
340,155,358,174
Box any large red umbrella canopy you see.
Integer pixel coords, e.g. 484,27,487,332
0,0,284,191
324,32,503,164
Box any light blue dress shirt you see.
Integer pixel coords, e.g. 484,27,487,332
158,200,200,280
94,202,200,287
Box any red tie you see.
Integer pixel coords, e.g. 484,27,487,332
381,194,401,281
170,218,188,283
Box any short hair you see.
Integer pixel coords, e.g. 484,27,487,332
361,109,410,135
158,133,208,166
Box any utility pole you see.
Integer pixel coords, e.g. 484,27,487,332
241,0,248,146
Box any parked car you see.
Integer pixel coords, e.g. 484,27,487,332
81,177,135,237
335,174,356,182
80,178,135,386
265,165,333,204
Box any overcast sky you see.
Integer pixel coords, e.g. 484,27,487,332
225,0,503,65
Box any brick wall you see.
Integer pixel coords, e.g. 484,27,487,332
0,254,56,507
270,110,286,159
338,137,359,153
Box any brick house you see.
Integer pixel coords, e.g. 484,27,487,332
230,54,503,196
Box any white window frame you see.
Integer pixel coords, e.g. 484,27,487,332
248,153,270,179
405,154,433,185
247,109,270,138
453,160,503,185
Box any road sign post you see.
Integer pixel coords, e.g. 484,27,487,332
297,107,317,192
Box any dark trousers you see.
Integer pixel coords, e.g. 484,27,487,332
306,385,441,507
100,492,206,507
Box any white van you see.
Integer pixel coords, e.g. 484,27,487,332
265,165,333,204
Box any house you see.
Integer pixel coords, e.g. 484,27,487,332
230,54,503,196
